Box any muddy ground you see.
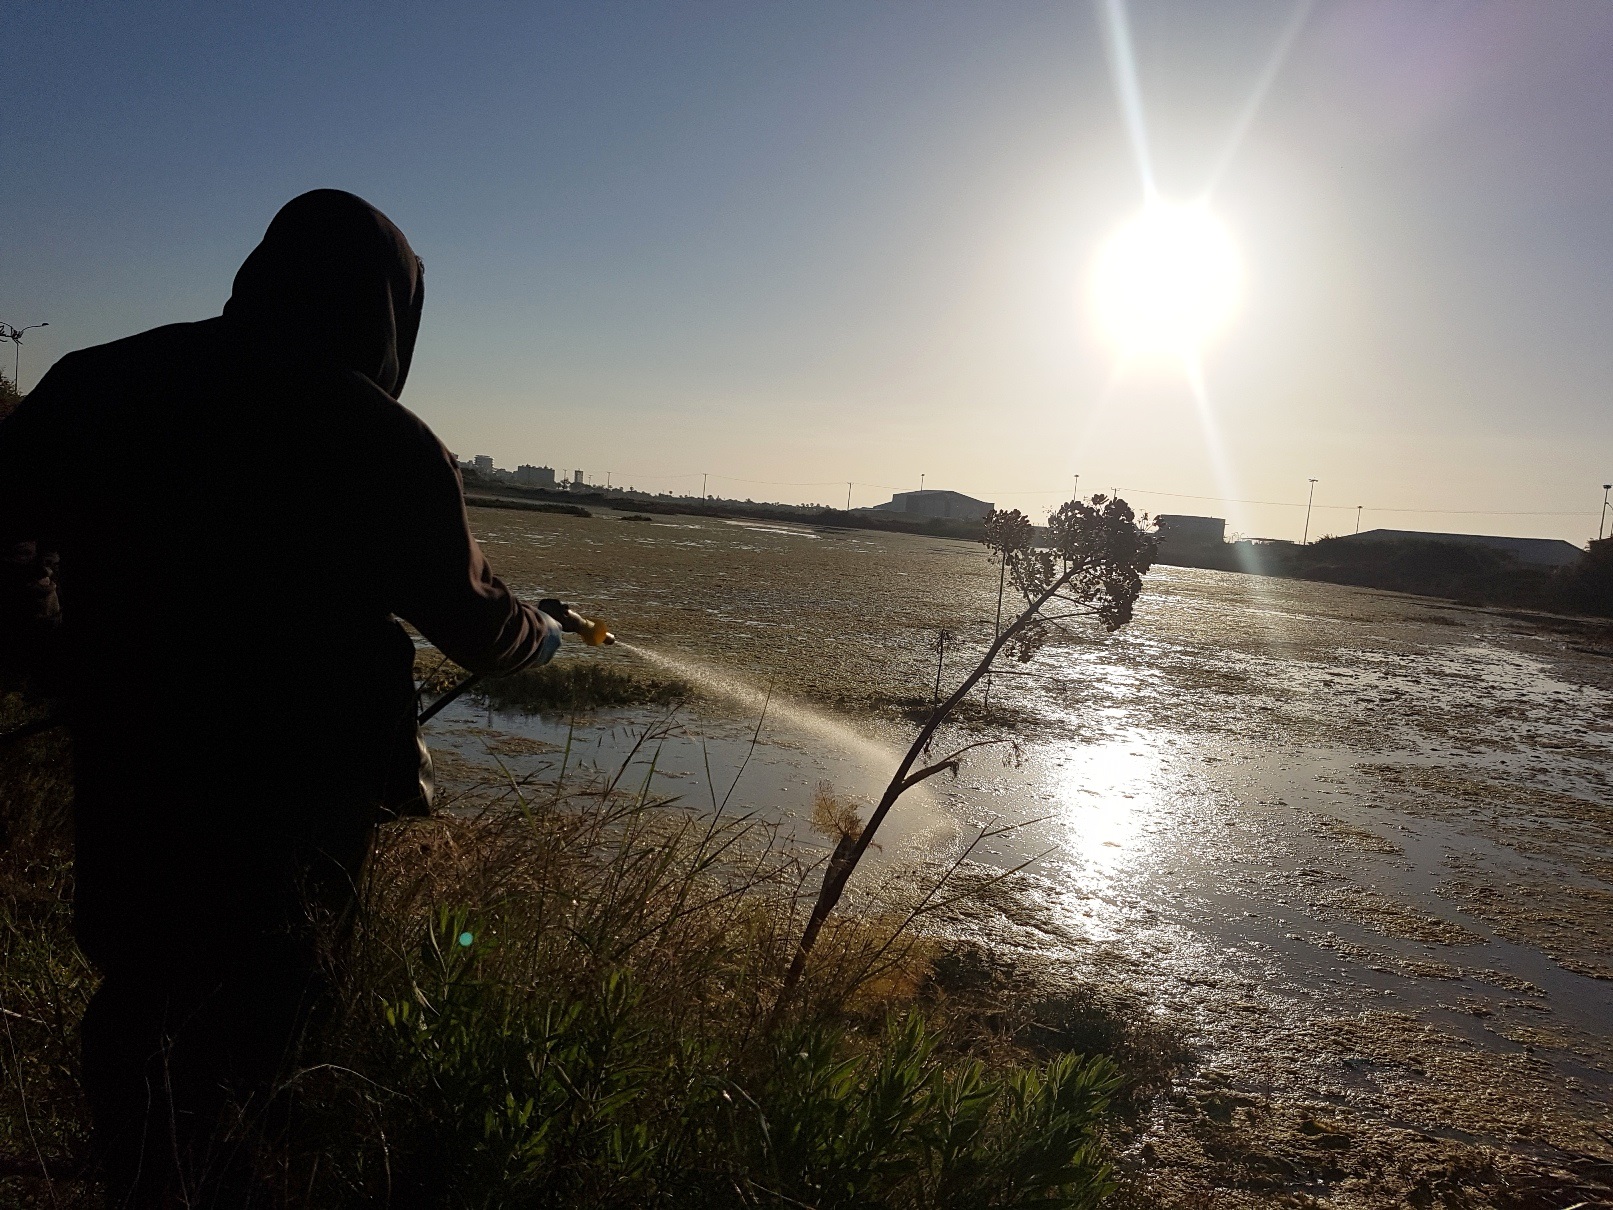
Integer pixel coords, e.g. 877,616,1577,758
428,505,1613,1208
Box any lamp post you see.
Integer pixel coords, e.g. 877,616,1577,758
1601,484,1612,541
0,322,49,390
1302,478,1318,544
1356,505,1363,535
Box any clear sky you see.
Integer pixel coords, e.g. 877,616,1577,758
4,2,1611,543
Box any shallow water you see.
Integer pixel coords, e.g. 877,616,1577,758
438,506,1613,1166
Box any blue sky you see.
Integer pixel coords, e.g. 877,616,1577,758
4,2,1612,542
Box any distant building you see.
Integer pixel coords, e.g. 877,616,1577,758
515,464,557,488
472,454,494,475
1337,529,1583,568
1156,515,1226,543
868,489,994,522
573,470,585,487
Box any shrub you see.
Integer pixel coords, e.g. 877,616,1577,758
293,905,1119,1208
1552,538,1613,617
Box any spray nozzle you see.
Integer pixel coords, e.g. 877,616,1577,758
538,598,616,646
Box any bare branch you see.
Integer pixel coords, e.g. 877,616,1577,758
897,759,960,793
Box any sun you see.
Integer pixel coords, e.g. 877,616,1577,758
1089,202,1243,359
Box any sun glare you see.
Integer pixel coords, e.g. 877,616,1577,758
1090,202,1243,359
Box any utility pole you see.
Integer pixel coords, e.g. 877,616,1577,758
1601,484,1612,541
846,482,852,510
702,472,708,500
920,473,925,492
1355,505,1363,535
1072,473,1079,500
1302,478,1318,544
0,321,49,390
605,471,612,490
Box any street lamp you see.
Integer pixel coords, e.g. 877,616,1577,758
0,321,49,390
1302,478,1318,544
1601,484,1612,542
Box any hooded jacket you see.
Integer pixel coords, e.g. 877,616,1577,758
0,190,544,966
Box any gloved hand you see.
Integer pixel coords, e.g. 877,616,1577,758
532,607,564,667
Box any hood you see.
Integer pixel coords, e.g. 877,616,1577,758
224,190,424,397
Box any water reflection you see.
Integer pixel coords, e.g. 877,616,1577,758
1046,733,1161,873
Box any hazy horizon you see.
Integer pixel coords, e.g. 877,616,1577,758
4,2,1612,544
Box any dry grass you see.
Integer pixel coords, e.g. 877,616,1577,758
0,685,1147,1208
414,651,690,713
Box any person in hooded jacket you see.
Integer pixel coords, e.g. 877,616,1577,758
0,190,562,1206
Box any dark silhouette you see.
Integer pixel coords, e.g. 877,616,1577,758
1152,527,1613,619
0,369,22,420
0,190,554,1206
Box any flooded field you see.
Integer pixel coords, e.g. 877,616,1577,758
430,504,1613,1202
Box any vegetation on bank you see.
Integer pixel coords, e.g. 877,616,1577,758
415,651,690,713
1290,534,1613,616
1162,534,1613,618
0,664,1176,1207
0,372,22,422
463,494,593,519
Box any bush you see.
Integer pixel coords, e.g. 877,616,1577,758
0,371,22,422
1292,536,1551,603
311,914,1118,1208
1552,538,1613,617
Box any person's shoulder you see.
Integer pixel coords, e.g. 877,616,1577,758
38,320,224,395
56,319,221,371
333,373,456,470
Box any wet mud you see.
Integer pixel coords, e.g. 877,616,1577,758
432,506,1613,1206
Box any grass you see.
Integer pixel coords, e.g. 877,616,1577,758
463,496,593,519
0,688,92,1196
0,670,1172,1207
415,652,690,713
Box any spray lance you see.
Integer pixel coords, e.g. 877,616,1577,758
417,598,614,725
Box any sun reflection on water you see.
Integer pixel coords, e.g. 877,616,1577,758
1046,732,1162,872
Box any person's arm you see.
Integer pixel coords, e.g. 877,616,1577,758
381,419,553,674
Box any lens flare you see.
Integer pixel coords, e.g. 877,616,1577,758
1090,202,1243,358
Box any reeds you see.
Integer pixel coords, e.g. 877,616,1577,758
414,652,689,713
266,741,1122,1207
1,691,1137,1207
